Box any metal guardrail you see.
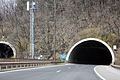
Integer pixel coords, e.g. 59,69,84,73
0,58,53,62
111,65,120,69
0,60,63,71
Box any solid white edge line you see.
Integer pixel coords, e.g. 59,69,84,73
94,66,106,80
0,64,73,74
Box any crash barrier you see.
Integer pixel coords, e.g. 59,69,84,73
0,59,63,71
0,58,53,62
111,65,120,69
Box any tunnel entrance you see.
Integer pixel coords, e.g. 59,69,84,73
66,38,115,65
0,41,16,58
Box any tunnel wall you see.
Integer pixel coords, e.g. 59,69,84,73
0,41,16,58
66,38,115,65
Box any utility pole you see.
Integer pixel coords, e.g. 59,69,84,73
53,0,56,61
27,1,36,59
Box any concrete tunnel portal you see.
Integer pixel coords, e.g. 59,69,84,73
66,38,115,65
0,41,16,58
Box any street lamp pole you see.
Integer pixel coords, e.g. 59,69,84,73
53,0,56,61
27,1,35,59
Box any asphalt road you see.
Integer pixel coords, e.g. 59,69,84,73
95,65,120,80
0,64,101,80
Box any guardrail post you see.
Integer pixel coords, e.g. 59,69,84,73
23,64,25,68
20,64,22,68
0,65,1,71
11,65,13,69
27,64,29,67
16,64,18,69
6,65,8,70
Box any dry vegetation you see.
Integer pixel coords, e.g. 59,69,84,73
0,0,120,60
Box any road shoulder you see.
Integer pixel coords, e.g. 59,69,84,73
94,65,120,80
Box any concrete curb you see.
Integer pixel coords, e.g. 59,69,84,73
111,65,120,69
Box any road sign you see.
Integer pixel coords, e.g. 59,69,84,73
113,45,117,50
60,54,67,59
27,1,29,11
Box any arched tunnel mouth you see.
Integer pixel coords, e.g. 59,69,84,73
67,38,114,65
0,43,14,58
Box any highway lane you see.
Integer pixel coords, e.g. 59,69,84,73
0,64,101,80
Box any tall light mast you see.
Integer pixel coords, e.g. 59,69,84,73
27,1,36,59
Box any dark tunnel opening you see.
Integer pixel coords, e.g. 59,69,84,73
0,43,14,58
68,40,113,65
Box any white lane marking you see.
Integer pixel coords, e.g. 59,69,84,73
0,64,73,74
56,70,61,73
94,66,106,80
68,67,71,69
